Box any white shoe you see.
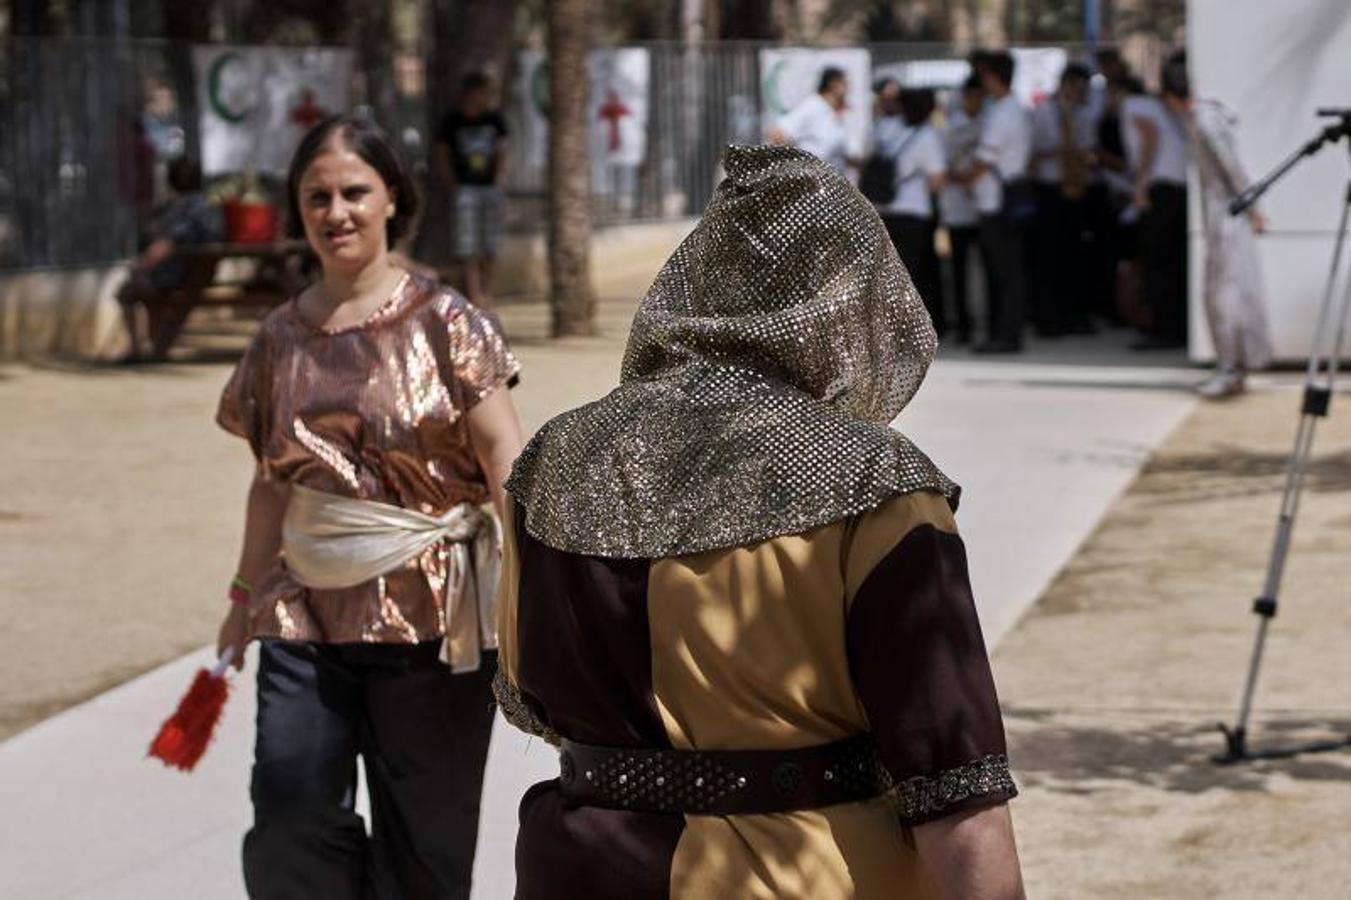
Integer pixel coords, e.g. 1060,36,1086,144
1196,371,1245,399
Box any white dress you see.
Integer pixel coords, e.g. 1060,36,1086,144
1192,100,1272,371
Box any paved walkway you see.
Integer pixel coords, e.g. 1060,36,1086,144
0,304,1204,898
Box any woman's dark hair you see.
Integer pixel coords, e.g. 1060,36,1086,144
817,66,846,93
286,114,420,247
899,88,936,127
962,73,983,94
1061,62,1092,85
984,50,1015,87
167,156,204,194
1161,55,1190,100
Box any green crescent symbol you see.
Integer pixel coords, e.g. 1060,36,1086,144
208,52,253,123
764,58,789,116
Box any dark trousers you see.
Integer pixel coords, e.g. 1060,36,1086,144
244,640,497,900
945,224,979,341
883,213,944,335
978,209,1028,346
1139,182,1188,342
1031,183,1092,333
1084,183,1121,323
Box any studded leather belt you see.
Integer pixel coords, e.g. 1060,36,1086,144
556,733,894,816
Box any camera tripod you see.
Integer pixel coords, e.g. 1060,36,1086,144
1215,109,1351,763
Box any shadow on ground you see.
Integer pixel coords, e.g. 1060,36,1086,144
1006,706,1351,795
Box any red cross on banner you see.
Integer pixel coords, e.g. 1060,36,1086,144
597,88,631,153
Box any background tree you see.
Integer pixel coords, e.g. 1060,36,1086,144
546,0,596,336
415,0,518,265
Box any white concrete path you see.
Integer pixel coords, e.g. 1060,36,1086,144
0,353,1203,900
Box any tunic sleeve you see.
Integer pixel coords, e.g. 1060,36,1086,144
843,491,1017,826
444,298,521,411
215,331,274,474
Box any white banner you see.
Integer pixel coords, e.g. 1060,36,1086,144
518,48,652,174
759,48,872,157
1010,48,1069,108
194,46,353,175
1190,0,1351,361
873,47,1067,108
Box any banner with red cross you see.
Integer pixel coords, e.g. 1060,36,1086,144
193,46,353,175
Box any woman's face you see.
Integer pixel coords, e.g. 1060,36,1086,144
296,142,395,273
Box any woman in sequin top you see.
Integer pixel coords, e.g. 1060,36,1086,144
214,115,522,899
496,146,1024,899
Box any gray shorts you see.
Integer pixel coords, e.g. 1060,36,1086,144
454,185,505,260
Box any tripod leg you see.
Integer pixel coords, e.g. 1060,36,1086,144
1218,183,1351,763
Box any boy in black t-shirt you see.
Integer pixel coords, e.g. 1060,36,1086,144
435,72,509,307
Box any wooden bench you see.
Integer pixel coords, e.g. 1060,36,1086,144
136,241,314,357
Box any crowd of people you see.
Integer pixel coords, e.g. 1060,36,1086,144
774,48,1272,397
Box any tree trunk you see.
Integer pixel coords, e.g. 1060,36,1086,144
416,0,518,266
354,1,398,133
546,0,596,337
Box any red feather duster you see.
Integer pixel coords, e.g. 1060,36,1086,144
148,647,235,772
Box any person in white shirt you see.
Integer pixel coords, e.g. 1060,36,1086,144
939,75,985,344
1125,69,1191,349
952,50,1033,353
770,67,852,174
1028,62,1097,336
874,87,947,333
1162,57,1270,398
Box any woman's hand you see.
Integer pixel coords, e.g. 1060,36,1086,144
216,603,248,671
1249,209,1268,234
1133,183,1152,212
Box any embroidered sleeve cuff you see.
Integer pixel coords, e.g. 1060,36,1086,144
893,754,1017,827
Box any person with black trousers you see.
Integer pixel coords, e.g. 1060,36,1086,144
954,51,1033,354
1028,63,1097,336
1126,70,1191,349
939,76,985,344
874,88,947,335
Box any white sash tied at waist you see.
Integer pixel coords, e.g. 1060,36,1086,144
282,484,500,673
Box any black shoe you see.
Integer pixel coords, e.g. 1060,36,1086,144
972,339,1022,354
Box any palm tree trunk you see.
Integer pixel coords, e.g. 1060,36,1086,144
416,0,518,266
547,0,597,337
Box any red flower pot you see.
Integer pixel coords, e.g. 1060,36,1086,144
222,199,279,244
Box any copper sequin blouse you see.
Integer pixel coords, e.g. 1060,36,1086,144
217,271,520,645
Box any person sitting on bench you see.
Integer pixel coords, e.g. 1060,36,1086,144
117,156,224,362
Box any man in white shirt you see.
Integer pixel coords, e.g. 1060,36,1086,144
953,50,1033,353
874,88,947,333
939,75,985,344
771,67,852,174
1028,62,1097,336
1125,74,1191,349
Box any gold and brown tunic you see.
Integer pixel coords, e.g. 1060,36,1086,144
216,271,519,645
496,487,1014,899
497,146,1017,898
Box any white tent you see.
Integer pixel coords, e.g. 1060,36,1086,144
1189,0,1351,361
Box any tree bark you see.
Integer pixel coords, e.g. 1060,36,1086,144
546,0,596,337
354,1,398,133
415,0,518,266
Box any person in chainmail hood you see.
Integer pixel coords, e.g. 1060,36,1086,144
495,146,1024,899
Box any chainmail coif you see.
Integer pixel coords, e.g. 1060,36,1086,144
507,145,957,558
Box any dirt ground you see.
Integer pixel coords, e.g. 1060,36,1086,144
2,295,1349,896
1000,387,1351,899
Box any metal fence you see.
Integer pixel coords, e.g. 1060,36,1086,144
0,38,1102,273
